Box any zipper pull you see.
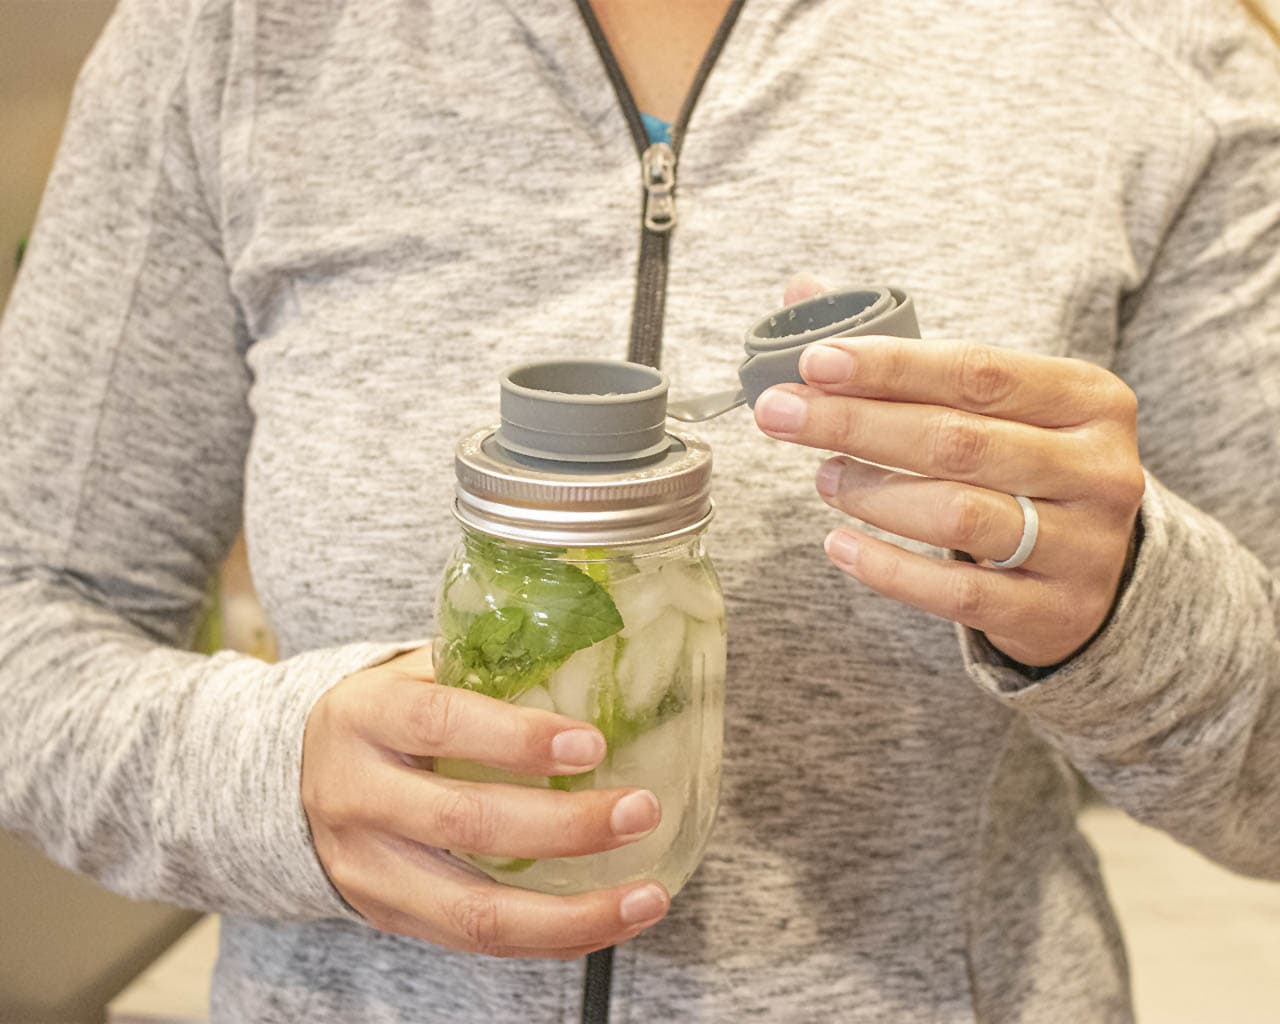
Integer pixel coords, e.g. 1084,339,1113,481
641,142,677,233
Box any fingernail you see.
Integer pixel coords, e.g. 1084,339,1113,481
755,389,808,434
551,729,604,768
611,790,660,838
816,458,844,498
824,530,859,567
619,884,668,925
800,344,854,384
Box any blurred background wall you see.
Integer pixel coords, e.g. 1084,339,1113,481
3,6,203,1021
2,1,115,306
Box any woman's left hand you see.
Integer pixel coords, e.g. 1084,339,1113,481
753,296,1145,668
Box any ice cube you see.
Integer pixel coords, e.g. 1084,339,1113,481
616,608,686,718
660,562,725,621
445,574,490,616
592,714,691,879
547,639,613,724
514,685,556,713
612,568,671,637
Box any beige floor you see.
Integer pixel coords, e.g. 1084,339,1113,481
107,805,1280,1022
1078,807,1280,1024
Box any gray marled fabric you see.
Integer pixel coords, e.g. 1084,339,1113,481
1,0,1277,1020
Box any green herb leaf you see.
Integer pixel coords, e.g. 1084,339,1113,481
467,854,537,874
564,546,612,585
438,535,624,702
467,607,527,664
548,770,595,792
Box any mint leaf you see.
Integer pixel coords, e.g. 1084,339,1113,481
467,854,537,874
564,546,612,585
468,607,526,663
548,770,595,792
437,535,624,702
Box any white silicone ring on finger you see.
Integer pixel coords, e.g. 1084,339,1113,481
988,495,1039,570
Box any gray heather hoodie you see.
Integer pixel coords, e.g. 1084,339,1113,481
1,1,1278,1021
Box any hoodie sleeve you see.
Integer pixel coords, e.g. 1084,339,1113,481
958,2,1280,880
0,0,411,920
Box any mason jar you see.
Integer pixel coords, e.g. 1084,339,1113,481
431,360,725,897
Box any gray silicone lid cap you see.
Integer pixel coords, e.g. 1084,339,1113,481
664,286,921,422
496,359,671,463
738,286,920,405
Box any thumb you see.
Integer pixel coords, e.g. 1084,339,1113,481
782,271,830,306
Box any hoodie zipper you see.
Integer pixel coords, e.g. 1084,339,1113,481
570,11,744,1021
575,0,745,370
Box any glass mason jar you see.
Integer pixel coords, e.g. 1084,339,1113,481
433,527,724,896
431,360,725,897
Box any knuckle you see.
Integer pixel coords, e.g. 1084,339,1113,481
448,892,502,956
1076,363,1138,414
319,681,355,730
942,489,992,551
514,714,549,762
864,543,899,590
303,768,353,826
319,837,364,901
1076,365,1137,422
1108,377,1139,423
569,796,611,848
409,685,460,752
950,572,987,621
1113,465,1146,509
327,857,358,901
929,411,989,477
316,679,371,746
956,344,1016,408
880,344,914,393
1092,456,1146,511
828,395,863,450
433,785,495,852
300,762,326,818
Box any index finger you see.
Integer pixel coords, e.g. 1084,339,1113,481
797,337,1132,428
341,668,607,776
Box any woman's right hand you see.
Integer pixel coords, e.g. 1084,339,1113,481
300,645,669,959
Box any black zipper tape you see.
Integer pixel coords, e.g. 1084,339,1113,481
575,0,745,371
569,4,746,1021
580,943,615,1024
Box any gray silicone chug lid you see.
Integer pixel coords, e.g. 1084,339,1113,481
497,359,670,463
739,286,920,405
666,286,920,421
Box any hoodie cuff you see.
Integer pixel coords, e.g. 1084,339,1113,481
955,472,1266,753
178,639,424,922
